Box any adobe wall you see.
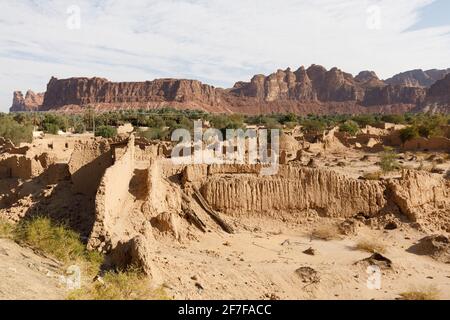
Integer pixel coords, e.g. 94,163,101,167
402,137,450,152
88,135,135,252
0,152,56,180
68,139,113,195
199,165,386,219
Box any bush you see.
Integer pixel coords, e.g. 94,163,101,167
68,268,169,300
356,238,387,254
362,171,382,180
310,224,341,241
137,128,169,141
43,122,60,135
0,116,33,145
379,147,400,172
42,114,68,133
73,122,86,134
400,286,440,300
0,217,14,239
399,126,419,143
95,125,117,138
352,114,378,127
301,119,326,134
381,114,405,124
339,120,359,136
13,217,103,275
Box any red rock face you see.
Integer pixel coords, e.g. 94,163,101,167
10,90,44,112
228,66,425,108
41,77,223,111
10,64,449,115
420,74,450,113
386,68,450,88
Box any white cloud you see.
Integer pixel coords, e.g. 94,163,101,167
1,0,449,111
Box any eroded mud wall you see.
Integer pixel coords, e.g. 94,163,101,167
68,139,112,195
200,166,386,218
88,136,135,251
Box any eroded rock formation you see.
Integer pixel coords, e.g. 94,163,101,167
10,90,44,112
11,64,450,115
386,68,450,88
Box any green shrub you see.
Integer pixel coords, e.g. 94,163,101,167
352,114,378,127
0,217,14,239
73,122,86,134
379,147,400,172
399,126,419,143
95,125,117,138
300,119,326,134
381,114,405,124
43,122,60,135
339,120,359,136
0,116,33,145
14,217,103,274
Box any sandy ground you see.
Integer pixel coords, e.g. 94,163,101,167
154,218,450,300
1,202,450,300
0,239,65,300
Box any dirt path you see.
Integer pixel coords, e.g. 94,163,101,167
0,239,66,300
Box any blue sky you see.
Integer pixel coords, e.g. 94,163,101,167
0,0,449,112
411,0,450,29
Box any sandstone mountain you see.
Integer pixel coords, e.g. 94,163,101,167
10,64,450,115
420,74,450,113
386,68,450,88
10,90,44,112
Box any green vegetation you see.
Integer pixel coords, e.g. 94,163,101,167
0,115,33,145
3,110,449,143
339,120,359,136
13,217,103,274
379,147,400,172
95,125,117,138
0,217,14,239
0,216,167,300
136,127,169,141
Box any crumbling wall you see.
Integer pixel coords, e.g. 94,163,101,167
68,139,112,195
200,166,386,219
144,159,181,216
402,137,450,152
388,170,450,223
88,136,135,252
0,152,54,179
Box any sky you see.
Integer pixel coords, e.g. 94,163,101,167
0,0,449,112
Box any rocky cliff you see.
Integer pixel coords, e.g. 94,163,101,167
40,76,226,112
386,68,450,88
10,64,450,114
10,90,44,112
230,65,426,107
420,74,450,113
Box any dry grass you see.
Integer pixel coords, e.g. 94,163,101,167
68,268,169,300
355,238,387,254
400,286,440,300
310,224,341,241
13,216,103,277
362,171,382,181
0,217,14,239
